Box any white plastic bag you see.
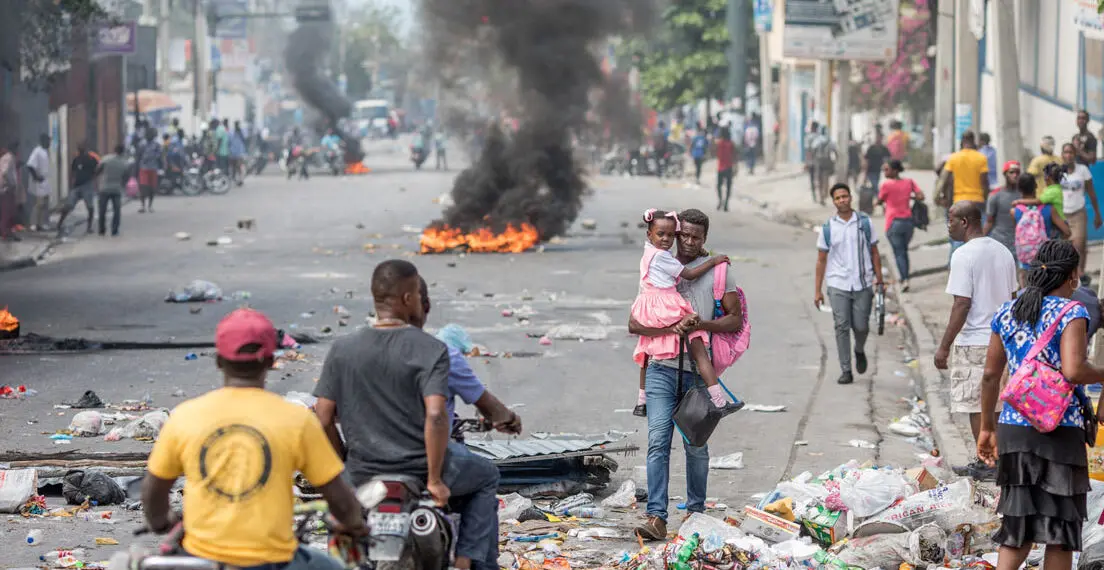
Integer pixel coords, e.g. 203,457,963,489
601,480,637,508
69,411,105,436
709,453,745,470
0,469,37,513
108,411,169,440
678,512,746,544
870,479,990,531
838,469,914,517
497,493,533,520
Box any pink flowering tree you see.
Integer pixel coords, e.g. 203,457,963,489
850,0,933,114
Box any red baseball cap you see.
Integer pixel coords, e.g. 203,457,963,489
1003,160,1021,173
215,309,278,362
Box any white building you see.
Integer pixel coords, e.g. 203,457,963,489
977,0,1101,160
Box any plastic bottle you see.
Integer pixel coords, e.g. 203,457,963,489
669,533,699,570
566,506,606,519
25,530,43,545
41,550,86,561
813,550,850,570
184,353,198,361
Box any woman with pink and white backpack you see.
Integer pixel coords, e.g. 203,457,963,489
977,240,1104,569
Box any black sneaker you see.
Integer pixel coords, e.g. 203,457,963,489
838,372,854,385
716,400,745,417
633,404,647,417
953,459,997,482
855,351,868,374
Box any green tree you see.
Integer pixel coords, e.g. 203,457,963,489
341,1,408,101
2,0,109,89
621,0,758,113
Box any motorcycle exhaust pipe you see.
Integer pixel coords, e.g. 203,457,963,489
410,507,440,537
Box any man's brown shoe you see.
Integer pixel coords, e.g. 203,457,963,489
634,515,667,542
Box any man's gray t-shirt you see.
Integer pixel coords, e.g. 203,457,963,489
986,188,1021,252
99,154,128,194
654,256,740,372
314,326,450,485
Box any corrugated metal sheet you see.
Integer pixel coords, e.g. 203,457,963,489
464,433,629,461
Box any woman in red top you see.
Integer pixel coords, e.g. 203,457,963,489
877,160,924,291
715,127,737,211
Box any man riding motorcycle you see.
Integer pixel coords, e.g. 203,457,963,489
320,129,343,174
417,277,521,435
141,309,365,570
313,260,503,570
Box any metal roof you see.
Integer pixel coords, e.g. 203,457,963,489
463,432,637,463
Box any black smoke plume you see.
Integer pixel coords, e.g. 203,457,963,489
284,1,363,162
420,0,655,240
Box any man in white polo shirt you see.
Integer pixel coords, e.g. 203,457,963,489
814,182,885,385
935,200,1017,481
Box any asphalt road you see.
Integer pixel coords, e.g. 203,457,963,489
0,141,930,566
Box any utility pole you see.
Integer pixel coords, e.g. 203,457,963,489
757,18,775,171
158,0,171,91
991,0,1022,166
194,0,210,126
933,0,955,159
954,0,978,137
833,60,851,183
726,0,748,123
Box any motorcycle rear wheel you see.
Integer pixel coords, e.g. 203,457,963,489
178,174,203,196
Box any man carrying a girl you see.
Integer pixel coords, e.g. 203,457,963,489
628,208,746,542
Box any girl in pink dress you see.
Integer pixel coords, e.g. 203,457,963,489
631,209,744,417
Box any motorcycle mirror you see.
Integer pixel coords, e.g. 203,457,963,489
356,480,388,509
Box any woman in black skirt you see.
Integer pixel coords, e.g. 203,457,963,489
978,239,1104,569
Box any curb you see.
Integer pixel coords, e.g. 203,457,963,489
0,197,139,273
742,183,975,467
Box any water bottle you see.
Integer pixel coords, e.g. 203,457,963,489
25,529,43,545
566,506,606,519
41,550,86,561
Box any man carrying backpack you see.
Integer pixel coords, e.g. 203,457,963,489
935,201,1017,481
814,183,884,385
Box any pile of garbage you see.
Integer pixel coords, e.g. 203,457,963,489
493,459,1018,570
611,460,1007,569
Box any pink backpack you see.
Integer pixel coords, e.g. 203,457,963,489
1014,205,1047,265
710,263,750,375
999,301,1081,432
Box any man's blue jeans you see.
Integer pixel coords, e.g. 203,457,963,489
444,442,500,570
644,363,709,521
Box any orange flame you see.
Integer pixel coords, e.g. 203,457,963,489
0,307,18,332
345,162,371,175
421,223,540,254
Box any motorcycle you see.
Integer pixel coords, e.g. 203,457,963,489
411,146,429,170
324,147,343,176
179,156,231,196
157,166,186,196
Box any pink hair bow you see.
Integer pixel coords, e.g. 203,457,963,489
642,209,681,231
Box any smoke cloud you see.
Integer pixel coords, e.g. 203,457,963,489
284,1,363,161
419,0,655,239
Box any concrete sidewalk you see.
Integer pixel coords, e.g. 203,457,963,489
729,169,978,468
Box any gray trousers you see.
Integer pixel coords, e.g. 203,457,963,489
827,286,873,373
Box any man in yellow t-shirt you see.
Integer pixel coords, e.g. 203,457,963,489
1027,135,1060,192
941,131,991,206
142,309,365,569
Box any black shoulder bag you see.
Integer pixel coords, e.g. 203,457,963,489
672,336,733,447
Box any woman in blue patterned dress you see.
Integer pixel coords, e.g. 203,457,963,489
978,239,1104,569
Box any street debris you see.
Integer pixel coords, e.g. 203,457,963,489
174,232,190,241
574,459,1009,570
847,439,877,449
165,279,223,303
545,324,608,341
0,469,37,513
1,384,37,399
743,404,786,413
104,410,168,441
68,411,105,437
580,219,598,230
600,480,637,509
95,537,119,545
708,453,745,470
538,336,553,346
237,218,255,231
62,469,126,506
